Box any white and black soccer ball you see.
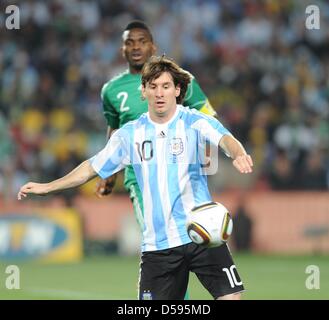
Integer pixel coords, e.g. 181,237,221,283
186,202,233,247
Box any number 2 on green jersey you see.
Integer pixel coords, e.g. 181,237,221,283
117,91,130,112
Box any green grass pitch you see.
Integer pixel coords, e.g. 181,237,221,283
0,254,328,300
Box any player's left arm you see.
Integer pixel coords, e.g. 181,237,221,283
183,76,217,117
219,135,253,174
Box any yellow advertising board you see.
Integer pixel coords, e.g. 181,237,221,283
0,208,83,263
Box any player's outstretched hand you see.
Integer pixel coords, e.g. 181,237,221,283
17,182,50,200
232,155,253,174
95,174,117,198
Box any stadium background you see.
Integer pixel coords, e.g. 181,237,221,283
0,0,328,299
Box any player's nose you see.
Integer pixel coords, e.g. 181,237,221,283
132,42,141,50
155,87,164,97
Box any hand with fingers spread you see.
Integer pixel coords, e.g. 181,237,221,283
95,174,117,198
233,154,253,174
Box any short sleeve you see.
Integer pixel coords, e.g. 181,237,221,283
101,82,120,129
89,129,130,179
191,114,232,147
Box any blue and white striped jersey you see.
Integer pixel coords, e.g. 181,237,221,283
89,105,232,252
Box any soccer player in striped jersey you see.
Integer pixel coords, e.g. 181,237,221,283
96,20,216,216
96,20,215,300
18,56,253,300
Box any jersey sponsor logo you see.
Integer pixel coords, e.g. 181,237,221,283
157,130,166,138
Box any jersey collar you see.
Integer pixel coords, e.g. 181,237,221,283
146,104,182,127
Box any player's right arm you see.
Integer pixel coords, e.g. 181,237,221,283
19,128,130,200
18,160,97,200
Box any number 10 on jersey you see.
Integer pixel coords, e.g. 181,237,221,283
136,141,153,161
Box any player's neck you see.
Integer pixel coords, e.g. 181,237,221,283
129,66,142,75
148,105,178,124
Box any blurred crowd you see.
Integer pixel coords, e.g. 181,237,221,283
0,0,328,200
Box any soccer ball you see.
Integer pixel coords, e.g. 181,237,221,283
186,202,233,247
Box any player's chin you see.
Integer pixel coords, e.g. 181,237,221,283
155,110,166,117
155,105,165,112
130,61,145,70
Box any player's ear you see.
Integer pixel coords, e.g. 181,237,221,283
151,44,157,55
141,85,146,101
175,85,181,98
120,46,125,59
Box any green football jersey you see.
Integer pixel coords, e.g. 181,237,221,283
101,69,215,189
